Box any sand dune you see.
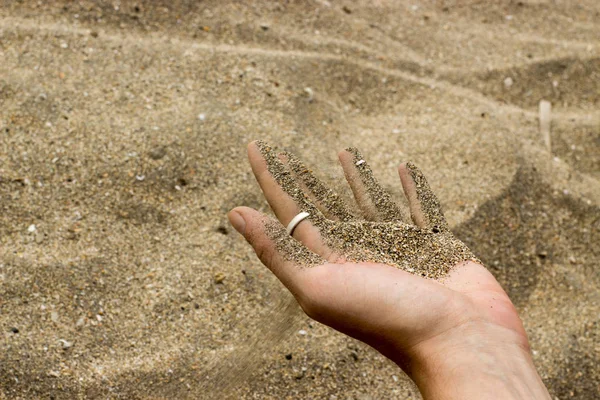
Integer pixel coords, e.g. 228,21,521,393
1,1,598,398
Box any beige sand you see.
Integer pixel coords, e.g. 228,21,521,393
1,1,598,398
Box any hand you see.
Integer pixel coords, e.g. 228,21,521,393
228,141,551,399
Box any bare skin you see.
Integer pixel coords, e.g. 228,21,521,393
228,141,551,400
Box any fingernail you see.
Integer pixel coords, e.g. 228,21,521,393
227,210,246,235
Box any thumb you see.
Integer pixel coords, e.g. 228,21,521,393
227,206,323,295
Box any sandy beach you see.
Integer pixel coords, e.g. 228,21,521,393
1,1,598,398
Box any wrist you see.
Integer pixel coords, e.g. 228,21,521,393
406,320,550,400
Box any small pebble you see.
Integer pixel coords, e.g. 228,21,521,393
503,77,514,87
214,272,226,284
10,327,19,334
28,224,37,233
35,232,44,244
304,87,314,103
149,147,167,160
298,329,307,335
58,339,73,349
198,113,206,121
215,226,229,235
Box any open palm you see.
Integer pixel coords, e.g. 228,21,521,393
228,141,535,389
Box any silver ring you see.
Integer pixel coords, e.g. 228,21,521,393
286,212,310,235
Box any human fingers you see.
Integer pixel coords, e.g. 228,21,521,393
338,147,407,222
227,206,323,297
248,141,341,262
280,151,356,222
397,162,448,231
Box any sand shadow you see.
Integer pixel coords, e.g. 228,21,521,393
454,163,598,308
